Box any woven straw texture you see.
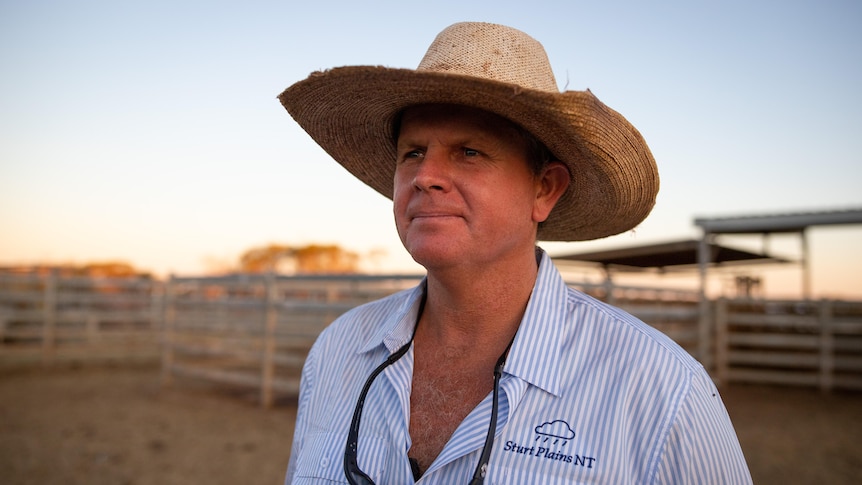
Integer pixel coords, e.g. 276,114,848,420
279,22,659,241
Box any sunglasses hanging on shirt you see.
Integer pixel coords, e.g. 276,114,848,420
344,332,512,484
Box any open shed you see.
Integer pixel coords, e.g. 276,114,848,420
553,239,786,272
694,207,862,300
553,238,789,300
553,208,862,374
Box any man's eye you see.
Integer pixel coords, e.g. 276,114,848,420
464,148,479,157
400,150,422,161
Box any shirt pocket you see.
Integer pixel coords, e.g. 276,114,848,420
293,431,389,482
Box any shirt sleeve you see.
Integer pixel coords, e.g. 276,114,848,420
284,342,319,484
653,372,753,484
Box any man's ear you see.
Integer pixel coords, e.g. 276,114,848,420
533,162,570,223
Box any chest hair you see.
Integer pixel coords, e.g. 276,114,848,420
408,362,494,474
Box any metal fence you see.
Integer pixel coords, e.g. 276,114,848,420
2,271,860,407
160,273,423,407
715,298,862,391
0,271,161,366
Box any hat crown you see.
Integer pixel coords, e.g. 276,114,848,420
417,22,559,93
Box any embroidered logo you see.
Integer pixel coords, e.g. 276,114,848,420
502,419,597,469
535,419,575,445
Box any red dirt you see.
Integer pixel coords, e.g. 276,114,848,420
0,365,859,484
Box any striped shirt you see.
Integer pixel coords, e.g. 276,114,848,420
285,249,752,484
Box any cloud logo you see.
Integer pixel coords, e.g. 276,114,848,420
534,419,575,446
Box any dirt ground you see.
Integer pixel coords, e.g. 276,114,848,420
0,364,860,485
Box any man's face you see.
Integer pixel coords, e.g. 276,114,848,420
393,104,544,271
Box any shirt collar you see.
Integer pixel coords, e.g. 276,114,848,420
358,278,427,354
504,248,571,397
357,248,570,397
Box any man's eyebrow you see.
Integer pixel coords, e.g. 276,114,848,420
395,137,423,148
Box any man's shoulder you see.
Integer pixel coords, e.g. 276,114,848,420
315,286,417,344
338,286,416,321
564,287,704,373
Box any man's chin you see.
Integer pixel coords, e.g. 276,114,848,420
405,243,463,271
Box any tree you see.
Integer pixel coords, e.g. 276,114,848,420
238,244,359,274
239,244,294,273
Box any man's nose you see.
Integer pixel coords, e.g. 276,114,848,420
412,149,451,192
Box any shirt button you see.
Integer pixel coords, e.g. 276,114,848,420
320,456,330,468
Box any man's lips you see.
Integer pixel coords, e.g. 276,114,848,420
412,212,459,219
410,215,463,229
407,207,464,222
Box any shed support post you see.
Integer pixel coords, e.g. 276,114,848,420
697,233,713,372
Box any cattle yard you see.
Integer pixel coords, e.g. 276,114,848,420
2,270,861,406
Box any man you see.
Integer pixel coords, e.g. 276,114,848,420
279,22,751,484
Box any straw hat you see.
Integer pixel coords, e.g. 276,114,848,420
278,22,659,241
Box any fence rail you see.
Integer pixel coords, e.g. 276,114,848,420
0,272,161,366
159,273,424,407
2,272,861,407
715,298,862,391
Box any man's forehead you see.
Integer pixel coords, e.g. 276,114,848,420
398,104,524,138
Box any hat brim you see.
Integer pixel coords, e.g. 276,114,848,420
279,66,659,241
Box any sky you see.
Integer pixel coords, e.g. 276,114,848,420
1,0,860,298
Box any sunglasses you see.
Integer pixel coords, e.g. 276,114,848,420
344,337,510,484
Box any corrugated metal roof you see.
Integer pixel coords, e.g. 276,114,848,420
553,239,788,271
694,208,862,234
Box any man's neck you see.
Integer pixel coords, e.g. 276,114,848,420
417,248,540,353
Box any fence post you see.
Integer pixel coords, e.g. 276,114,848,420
161,276,177,386
86,314,99,344
42,270,58,366
604,273,615,306
150,278,163,334
714,298,728,386
819,299,834,393
698,298,713,373
261,272,278,408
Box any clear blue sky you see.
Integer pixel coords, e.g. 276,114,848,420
1,0,860,297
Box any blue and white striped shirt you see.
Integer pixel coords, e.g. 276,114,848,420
285,249,752,484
